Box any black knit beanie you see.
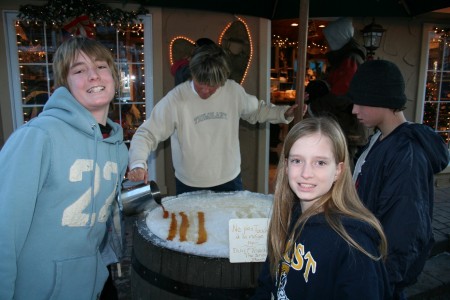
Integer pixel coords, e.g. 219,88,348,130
347,60,407,109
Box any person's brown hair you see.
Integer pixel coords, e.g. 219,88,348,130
189,44,230,86
53,36,119,90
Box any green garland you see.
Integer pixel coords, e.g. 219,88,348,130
18,0,149,27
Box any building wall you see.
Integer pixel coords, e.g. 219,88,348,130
349,17,421,121
0,1,448,192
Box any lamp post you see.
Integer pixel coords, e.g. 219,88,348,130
361,19,386,60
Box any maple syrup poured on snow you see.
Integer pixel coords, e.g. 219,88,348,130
196,211,207,244
164,209,207,244
179,212,189,242
161,204,169,219
167,212,178,241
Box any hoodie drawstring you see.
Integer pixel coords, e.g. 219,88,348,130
88,123,98,227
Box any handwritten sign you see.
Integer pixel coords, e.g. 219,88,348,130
228,218,269,263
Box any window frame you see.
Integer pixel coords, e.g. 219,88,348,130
417,22,450,146
3,11,157,178
5,12,154,126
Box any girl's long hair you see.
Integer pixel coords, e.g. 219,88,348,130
267,116,387,278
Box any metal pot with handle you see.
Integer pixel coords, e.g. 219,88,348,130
120,179,161,216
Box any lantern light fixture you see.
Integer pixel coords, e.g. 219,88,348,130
361,19,386,60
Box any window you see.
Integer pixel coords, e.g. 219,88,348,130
422,25,450,145
5,12,153,146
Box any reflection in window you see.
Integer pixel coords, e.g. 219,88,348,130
423,26,450,144
14,19,148,143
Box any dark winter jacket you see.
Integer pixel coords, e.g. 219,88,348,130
354,122,449,291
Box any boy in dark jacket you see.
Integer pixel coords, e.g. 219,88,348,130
348,60,450,300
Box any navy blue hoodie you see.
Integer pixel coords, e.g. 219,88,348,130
252,212,391,300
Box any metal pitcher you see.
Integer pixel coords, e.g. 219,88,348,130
120,179,162,216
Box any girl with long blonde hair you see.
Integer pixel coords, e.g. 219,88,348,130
252,117,391,300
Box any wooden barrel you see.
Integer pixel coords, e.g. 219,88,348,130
130,191,272,299
131,217,264,299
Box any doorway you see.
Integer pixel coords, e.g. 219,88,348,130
268,19,329,193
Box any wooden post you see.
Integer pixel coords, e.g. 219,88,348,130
294,0,309,123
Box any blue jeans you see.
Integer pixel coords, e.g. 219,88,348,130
175,174,243,195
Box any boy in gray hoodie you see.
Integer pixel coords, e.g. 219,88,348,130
0,37,128,300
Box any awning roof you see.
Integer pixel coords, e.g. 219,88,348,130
135,0,450,19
